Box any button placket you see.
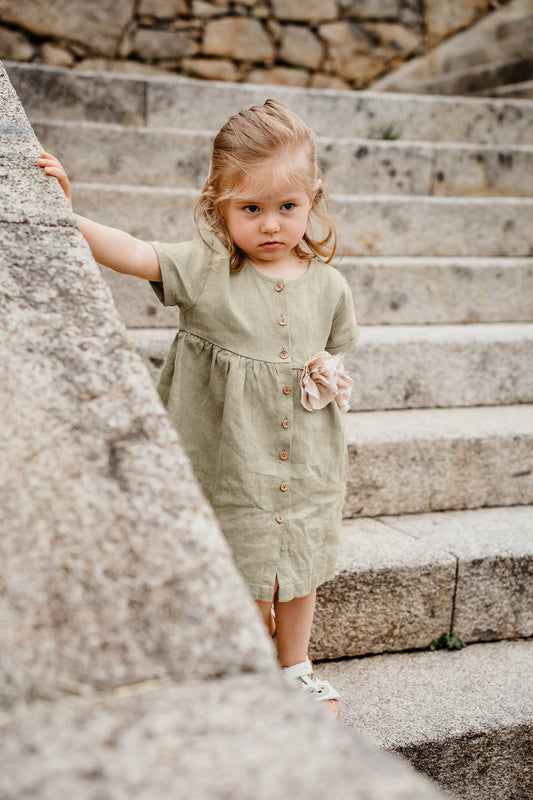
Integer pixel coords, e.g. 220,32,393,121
275,280,291,528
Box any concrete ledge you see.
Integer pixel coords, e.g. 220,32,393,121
7,61,533,144
316,639,533,800
343,405,533,517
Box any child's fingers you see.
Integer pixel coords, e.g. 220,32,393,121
38,152,72,206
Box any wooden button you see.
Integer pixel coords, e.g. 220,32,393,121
282,419,291,429
280,482,288,492
274,282,284,292
279,451,288,460
280,349,288,359
276,514,285,523
282,385,291,395
279,316,287,326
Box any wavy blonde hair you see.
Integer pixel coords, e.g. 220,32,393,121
194,99,337,273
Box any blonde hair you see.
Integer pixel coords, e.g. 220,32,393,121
194,99,337,273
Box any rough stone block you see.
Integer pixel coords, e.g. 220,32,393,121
336,196,533,256
317,641,533,800
310,518,456,660
316,640,533,800
131,28,199,61
424,0,491,42
343,405,533,517
0,0,135,57
340,256,533,325
279,25,323,70
6,62,147,125
0,223,270,708
385,507,533,642
431,142,533,198
0,674,448,800
202,17,274,61
345,323,533,410
0,25,35,62
272,0,338,23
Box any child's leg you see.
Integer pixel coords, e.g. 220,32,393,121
275,589,339,717
255,598,276,638
274,589,316,668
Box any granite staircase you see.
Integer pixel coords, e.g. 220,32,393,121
7,62,533,800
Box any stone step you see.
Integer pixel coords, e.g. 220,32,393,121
343,404,533,517
6,61,533,145
102,256,533,328
309,506,533,661
315,639,533,800
396,55,533,98
71,183,533,257
33,119,533,198
127,324,533,411
473,78,533,100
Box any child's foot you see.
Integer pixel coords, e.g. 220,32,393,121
282,657,340,718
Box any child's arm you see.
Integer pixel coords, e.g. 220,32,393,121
38,151,161,282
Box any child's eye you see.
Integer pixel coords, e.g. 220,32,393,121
243,204,260,213
281,203,295,211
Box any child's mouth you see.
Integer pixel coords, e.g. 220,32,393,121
260,241,282,250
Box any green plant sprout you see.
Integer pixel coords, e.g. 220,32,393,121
430,633,467,651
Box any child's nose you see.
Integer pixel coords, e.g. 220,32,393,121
261,214,280,233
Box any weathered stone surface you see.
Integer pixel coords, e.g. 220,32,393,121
30,118,533,199
181,56,239,82
246,66,310,87
0,0,135,56
425,0,491,42
310,518,456,659
373,0,533,92
339,0,402,19
138,0,188,18
340,256,533,325
279,25,323,70
397,55,533,97
202,17,274,61
0,674,448,800
385,506,533,641
343,405,533,517
192,0,230,18
0,25,35,62
41,43,75,68
345,323,533,410
7,63,147,125
336,196,533,256
8,62,533,145
130,28,199,61
320,22,384,84
0,220,272,708
271,0,337,23
316,640,533,800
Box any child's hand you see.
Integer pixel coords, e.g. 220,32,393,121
38,151,72,207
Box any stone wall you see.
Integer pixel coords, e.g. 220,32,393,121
0,0,507,90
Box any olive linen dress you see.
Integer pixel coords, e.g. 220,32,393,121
150,232,358,602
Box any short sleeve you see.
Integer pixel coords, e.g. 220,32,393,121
149,235,222,312
326,279,359,354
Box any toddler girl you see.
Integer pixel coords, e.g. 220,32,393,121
39,99,358,717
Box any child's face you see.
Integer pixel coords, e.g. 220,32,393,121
222,159,317,271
